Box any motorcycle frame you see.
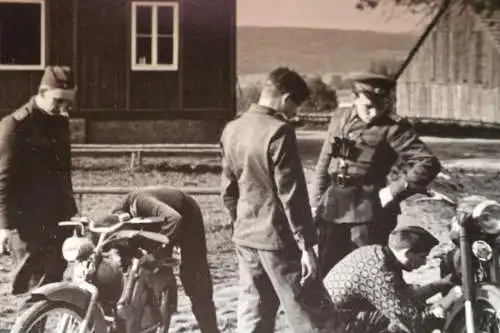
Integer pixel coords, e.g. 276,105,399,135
417,191,500,333
18,217,177,333
445,215,500,333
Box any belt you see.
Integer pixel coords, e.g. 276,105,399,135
331,174,368,188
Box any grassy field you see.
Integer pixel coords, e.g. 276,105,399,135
1,140,500,332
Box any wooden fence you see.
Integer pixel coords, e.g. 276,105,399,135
73,186,221,211
72,143,220,169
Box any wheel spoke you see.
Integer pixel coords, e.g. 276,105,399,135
26,308,86,333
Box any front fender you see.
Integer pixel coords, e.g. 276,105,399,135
24,281,107,333
443,283,500,332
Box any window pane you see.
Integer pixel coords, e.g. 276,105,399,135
157,37,173,64
157,6,173,35
0,3,41,65
136,37,152,64
136,6,152,35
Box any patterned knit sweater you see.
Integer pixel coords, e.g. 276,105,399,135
323,245,435,332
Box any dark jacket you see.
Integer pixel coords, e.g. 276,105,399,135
0,98,76,232
220,104,316,251
111,186,200,245
311,107,441,224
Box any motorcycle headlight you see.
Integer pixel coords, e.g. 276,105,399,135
472,240,493,261
472,200,500,234
62,237,95,262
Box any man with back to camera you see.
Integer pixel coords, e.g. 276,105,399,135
0,66,78,294
311,72,442,277
220,67,341,333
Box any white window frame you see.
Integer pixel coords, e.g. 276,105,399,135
131,1,179,71
0,0,45,70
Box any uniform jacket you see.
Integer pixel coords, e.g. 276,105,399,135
311,107,441,224
324,245,438,333
0,98,76,232
220,104,316,251
111,186,202,245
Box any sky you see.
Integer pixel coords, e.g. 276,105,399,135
237,0,430,33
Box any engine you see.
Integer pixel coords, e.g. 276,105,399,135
93,256,125,304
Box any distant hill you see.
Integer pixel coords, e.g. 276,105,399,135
237,26,419,77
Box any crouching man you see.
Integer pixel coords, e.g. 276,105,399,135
324,224,461,333
97,186,220,333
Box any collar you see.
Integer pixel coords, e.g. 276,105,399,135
247,103,287,121
382,246,407,271
247,103,277,115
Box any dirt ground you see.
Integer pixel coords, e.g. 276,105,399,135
1,151,500,332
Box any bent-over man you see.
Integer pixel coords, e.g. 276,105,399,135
324,225,461,333
98,186,220,333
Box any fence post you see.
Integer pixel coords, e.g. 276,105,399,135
137,151,142,167
78,193,84,214
130,152,136,170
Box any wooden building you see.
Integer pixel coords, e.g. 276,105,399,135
397,3,500,126
0,0,236,143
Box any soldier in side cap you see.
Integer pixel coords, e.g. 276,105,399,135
323,224,461,333
311,72,442,277
0,65,78,294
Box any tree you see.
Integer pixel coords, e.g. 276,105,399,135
299,75,339,113
355,0,500,15
369,58,405,80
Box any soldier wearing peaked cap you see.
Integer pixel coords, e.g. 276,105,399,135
311,71,442,277
0,65,78,295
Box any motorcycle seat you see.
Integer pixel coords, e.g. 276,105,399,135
90,216,164,234
106,229,171,246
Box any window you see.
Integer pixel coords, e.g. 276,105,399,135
0,0,45,70
131,2,179,71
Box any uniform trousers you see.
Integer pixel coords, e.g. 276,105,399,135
177,197,220,333
236,244,342,333
317,216,397,278
11,225,71,295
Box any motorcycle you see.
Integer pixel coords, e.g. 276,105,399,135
418,189,500,333
9,214,179,333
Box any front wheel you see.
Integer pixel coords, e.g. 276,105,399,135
444,284,500,333
9,300,98,333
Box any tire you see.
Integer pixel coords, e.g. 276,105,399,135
444,284,500,333
10,300,98,333
128,275,177,333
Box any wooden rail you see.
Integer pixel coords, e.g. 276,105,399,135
73,186,220,211
71,143,220,169
74,186,219,195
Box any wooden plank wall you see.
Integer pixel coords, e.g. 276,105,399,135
397,4,500,124
397,82,500,123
